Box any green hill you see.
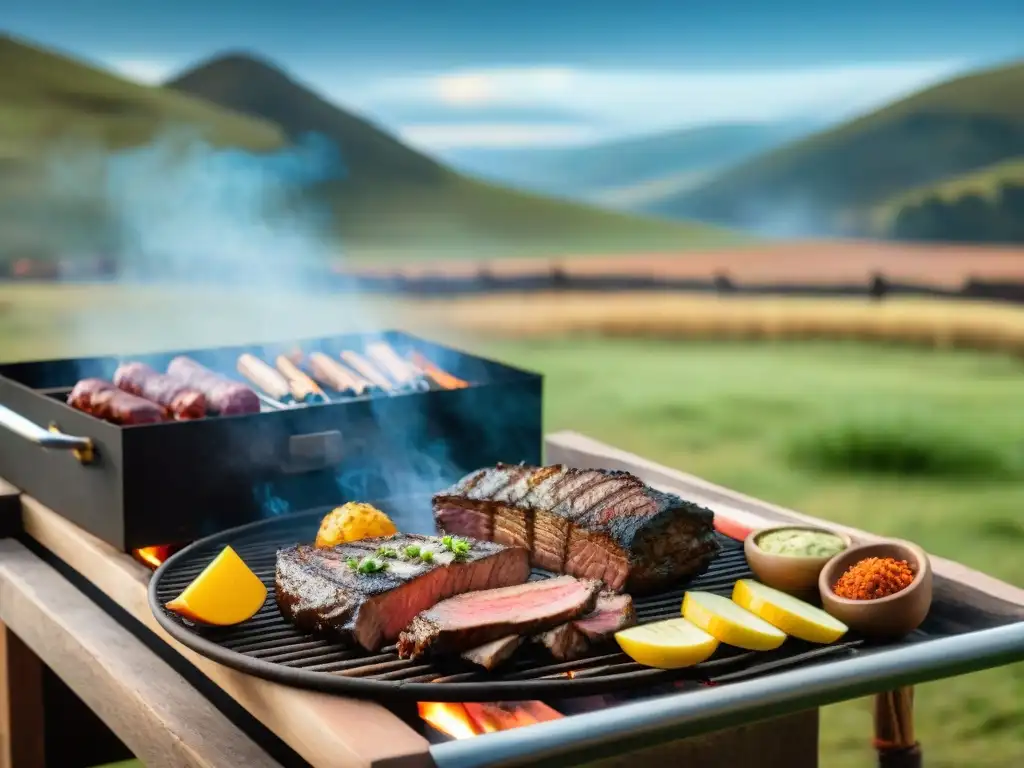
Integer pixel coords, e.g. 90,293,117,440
0,36,742,267
165,53,743,259
655,59,1024,236
441,122,810,204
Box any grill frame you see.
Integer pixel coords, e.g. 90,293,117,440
147,505,900,702
0,331,542,550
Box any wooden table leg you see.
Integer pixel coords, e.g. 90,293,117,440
874,687,922,768
0,622,46,768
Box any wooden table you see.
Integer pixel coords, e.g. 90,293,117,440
2,432,1023,768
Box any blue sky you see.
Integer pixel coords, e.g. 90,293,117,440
6,1,1023,150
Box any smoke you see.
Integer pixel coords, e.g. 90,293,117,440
39,127,503,519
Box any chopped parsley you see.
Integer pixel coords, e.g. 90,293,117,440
419,550,435,564
346,556,389,575
441,535,472,560
403,544,421,559
376,546,398,559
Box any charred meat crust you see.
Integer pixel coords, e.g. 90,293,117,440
397,575,602,660
275,534,530,652
535,592,636,662
433,464,719,593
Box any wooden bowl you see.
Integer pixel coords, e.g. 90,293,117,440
744,526,853,595
818,540,932,638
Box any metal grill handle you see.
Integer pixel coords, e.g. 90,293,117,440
0,404,95,462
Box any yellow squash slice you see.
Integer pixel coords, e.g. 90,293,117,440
732,579,848,644
615,617,720,669
165,546,267,626
315,502,398,548
682,590,787,651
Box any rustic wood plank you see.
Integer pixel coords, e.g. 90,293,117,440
583,710,818,768
0,620,45,768
0,539,280,768
545,430,1024,614
17,494,435,768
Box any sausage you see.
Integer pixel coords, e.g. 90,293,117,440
308,352,375,396
68,378,168,425
114,362,207,420
237,353,292,401
275,355,324,402
166,357,261,415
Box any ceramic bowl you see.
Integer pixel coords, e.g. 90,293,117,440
744,525,853,595
818,540,932,638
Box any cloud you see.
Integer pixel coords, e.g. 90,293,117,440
398,123,602,150
104,58,177,85
358,60,967,148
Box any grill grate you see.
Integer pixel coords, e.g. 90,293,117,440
149,508,879,702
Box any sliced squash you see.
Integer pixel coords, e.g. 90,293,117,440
682,590,787,651
615,617,720,669
165,546,267,626
732,579,848,644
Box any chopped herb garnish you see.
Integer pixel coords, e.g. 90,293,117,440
440,535,473,560
356,557,388,575
419,550,435,564
346,557,359,570
376,546,398,559
403,544,421,558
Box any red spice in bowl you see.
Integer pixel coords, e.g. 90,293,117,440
833,556,915,600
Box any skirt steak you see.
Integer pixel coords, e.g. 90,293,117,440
398,575,602,659
535,592,636,662
434,464,719,593
275,534,530,652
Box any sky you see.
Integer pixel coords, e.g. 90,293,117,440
5,1,1024,151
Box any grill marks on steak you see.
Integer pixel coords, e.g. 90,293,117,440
275,534,529,652
535,592,636,662
398,575,602,660
434,464,719,593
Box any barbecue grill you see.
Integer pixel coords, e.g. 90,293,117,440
149,505,864,701
0,331,542,550
4,432,1024,768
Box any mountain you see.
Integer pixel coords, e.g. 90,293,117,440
163,53,743,258
655,59,1024,237
440,122,812,207
0,34,287,258
0,37,743,266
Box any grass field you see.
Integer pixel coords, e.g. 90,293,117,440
3,284,1024,767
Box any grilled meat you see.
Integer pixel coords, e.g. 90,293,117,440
397,575,602,660
113,362,207,420
166,357,260,415
275,534,529,651
433,464,719,593
461,635,524,671
67,378,168,425
536,592,636,662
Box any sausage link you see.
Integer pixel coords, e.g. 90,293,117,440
114,362,207,420
166,357,261,415
68,378,168,425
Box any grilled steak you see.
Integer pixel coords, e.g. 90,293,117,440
461,635,523,670
275,534,529,652
536,592,636,662
434,464,719,593
398,575,601,659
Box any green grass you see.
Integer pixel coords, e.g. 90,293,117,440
662,59,1024,233
4,286,1024,767
872,156,1024,229
0,35,743,263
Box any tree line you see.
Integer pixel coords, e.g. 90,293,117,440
890,182,1024,243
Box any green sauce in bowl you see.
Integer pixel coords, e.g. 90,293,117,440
756,528,846,558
